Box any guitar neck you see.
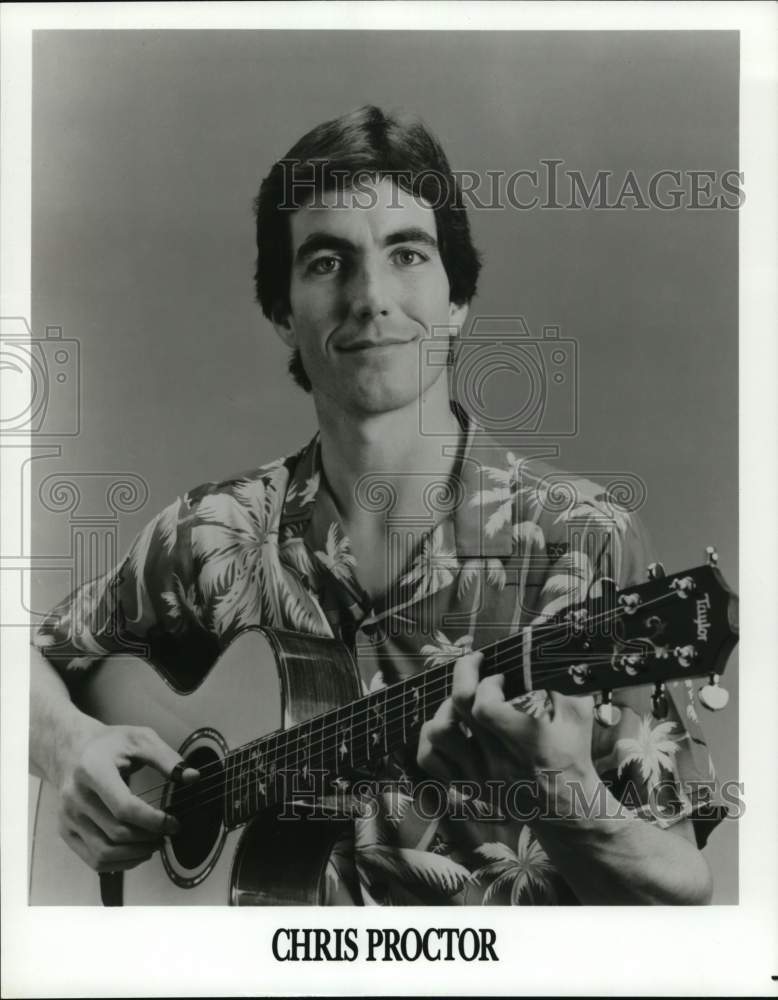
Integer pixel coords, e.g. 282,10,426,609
221,561,738,828
221,625,575,827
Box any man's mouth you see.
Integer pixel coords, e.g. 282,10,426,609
337,337,414,352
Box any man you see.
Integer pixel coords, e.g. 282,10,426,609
30,105,721,905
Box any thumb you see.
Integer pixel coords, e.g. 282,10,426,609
122,727,200,783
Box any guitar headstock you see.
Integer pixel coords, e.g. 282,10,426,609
533,549,738,723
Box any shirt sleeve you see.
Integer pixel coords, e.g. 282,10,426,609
588,510,729,849
33,496,220,693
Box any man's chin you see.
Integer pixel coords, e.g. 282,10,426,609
320,379,424,419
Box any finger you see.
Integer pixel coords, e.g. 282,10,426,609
419,698,459,750
472,674,534,742
168,760,201,785
418,702,478,781
451,651,483,719
79,755,180,837
80,812,161,854
63,827,99,870
121,727,200,784
548,689,594,723
64,824,157,873
423,699,480,760
417,738,469,784
81,727,198,834
74,785,167,846
417,740,451,782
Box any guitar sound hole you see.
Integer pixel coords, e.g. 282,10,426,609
167,746,225,871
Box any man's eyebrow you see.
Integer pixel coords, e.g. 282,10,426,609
295,233,356,264
383,227,438,250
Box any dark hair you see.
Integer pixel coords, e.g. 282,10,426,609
254,105,481,391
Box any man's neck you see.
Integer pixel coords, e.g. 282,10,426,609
314,380,464,525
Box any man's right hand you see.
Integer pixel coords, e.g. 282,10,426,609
55,722,199,873
30,644,201,873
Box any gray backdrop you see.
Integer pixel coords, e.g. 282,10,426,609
30,30,739,902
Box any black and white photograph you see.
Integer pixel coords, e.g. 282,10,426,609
1,3,776,997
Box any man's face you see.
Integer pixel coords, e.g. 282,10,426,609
274,177,467,417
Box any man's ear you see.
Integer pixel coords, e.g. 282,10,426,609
271,304,297,349
449,300,469,330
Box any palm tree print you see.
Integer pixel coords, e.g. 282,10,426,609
420,629,473,668
473,451,632,539
512,689,552,719
399,522,458,600
286,470,320,508
468,451,522,539
457,557,507,631
535,548,594,619
615,714,683,791
351,789,475,903
471,827,558,905
125,498,182,628
192,472,328,637
315,522,358,583
161,573,206,630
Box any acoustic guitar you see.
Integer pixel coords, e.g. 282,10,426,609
29,554,738,906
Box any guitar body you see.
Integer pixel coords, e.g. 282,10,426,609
29,628,363,906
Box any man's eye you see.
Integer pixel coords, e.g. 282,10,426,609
309,256,341,275
393,248,427,267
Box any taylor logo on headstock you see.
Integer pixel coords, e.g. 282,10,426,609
695,593,712,641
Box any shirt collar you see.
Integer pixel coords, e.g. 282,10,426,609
278,403,529,560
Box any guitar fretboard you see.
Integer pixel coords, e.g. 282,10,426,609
221,632,549,828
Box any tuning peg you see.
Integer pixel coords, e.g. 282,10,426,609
594,690,622,728
651,682,669,720
647,562,665,581
705,546,718,567
698,673,730,711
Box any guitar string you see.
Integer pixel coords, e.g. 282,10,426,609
131,587,681,810
130,590,644,806
155,612,690,823
152,651,652,824
142,590,689,819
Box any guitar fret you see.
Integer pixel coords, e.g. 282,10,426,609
299,718,312,790
401,679,408,745
420,671,429,724
336,703,352,771
349,699,358,769
225,749,236,827
363,694,371,763
410,679,421,728
267,731,280,806
367,689,386,758
233,747,241,824
309,713,325,789
238,746,246,821
242,746,249,817
274,728,287,803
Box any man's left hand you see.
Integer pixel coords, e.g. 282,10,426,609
416,651,602,819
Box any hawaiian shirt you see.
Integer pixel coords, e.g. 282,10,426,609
35,408,725,905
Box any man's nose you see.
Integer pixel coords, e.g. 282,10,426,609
348,259,391,320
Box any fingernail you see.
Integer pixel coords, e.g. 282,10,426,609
164,813,181,835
